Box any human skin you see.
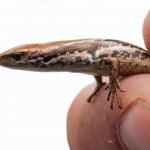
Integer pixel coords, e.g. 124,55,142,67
67,11,150,150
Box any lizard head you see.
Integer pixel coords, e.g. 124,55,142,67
0,44,43,70
0,43,70,72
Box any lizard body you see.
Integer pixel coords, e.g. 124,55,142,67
0,38,150,108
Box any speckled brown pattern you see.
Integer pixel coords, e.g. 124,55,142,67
0,38,150,108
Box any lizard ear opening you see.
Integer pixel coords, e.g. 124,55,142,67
99,59,111,66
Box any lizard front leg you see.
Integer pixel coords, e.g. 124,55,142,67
87,76,105,103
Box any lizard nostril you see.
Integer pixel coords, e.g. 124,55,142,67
11,53,23,61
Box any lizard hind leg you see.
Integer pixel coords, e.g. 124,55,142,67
87,76,105,103
106,74,124,109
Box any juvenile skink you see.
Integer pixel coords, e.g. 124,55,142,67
0,38,150,109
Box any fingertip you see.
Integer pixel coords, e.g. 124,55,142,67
67,83,123,150
118,99,150,150
143,10,150,51
67,74,150,150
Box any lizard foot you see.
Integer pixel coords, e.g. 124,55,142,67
87,76,105,103
87,82,105,103
106,77,124,109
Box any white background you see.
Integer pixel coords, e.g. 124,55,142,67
0,0,149,150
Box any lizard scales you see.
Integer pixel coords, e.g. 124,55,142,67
0,38,150,109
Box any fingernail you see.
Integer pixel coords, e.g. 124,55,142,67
118,99,150,150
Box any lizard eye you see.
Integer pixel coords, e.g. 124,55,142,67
11,53,23,61
43,56,51,62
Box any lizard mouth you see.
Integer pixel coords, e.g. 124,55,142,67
0,52,21,68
